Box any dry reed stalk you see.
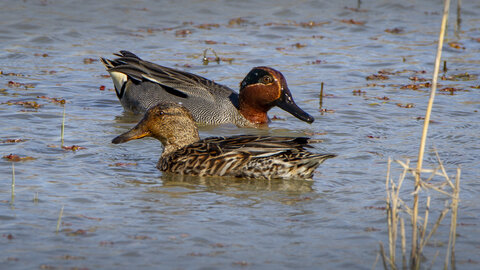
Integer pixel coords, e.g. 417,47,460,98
400,218,407,270
446,168,461,269
319,82,324,108
56,205,64,234
379,242,389,270
412,0,451,266
455,0,462,34
11,163,15,205
61,104,66,147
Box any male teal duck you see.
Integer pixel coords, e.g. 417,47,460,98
112,102,335,179
101,51,314,127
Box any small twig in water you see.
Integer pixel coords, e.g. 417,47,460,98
61,104,66,147
56,205,64,234
11,163,15,206
202,48,220,65
319,82,324,108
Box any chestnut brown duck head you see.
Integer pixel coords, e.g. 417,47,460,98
101,51,314,127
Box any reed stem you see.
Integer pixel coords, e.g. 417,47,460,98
412,0,451,267
319,82,324,108
61,104,66,147
11,163,15,206
56,205,64,234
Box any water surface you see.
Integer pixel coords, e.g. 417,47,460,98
1,0,479,269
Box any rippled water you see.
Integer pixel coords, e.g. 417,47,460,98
1,0,479,269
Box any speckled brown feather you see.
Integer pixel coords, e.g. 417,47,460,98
113,103,334,179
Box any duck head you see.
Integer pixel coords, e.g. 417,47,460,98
112,102,200,156
238,66,314,124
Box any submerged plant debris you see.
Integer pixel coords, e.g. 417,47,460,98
340,19,366,25
0,138,26,143
37,96,66,104
7,81,35,89
3,154,36,162
2,100,42,109
62,145,86,151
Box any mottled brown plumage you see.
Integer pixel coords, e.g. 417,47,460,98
112,103,335,179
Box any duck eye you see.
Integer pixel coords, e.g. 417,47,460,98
260,75,273,84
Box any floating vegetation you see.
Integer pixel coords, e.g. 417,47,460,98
228,17,249,26
291,42,306,48
441,72,477,81
439,87,467,95
110,162,138,167
366,74,389,80
3,154,36,162
385,27,404,34
340,19,366,25
34,53,49,57
195,23,220,29
61,145,86,151
83,58,97,64
37,96,66,104
0,71,24,77
352,89,366,95
0,138,26,144
2,100,42,109
395,103,414,108
175,29,192,37
6,81,35,89
400,82,431,90
448,41,465,49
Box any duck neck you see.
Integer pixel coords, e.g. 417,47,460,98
238,96,270,124
159,129,200,158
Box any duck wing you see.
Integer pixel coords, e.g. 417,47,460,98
101,51,236,103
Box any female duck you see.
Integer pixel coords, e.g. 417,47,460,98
112,102,335,179
101,51,314,127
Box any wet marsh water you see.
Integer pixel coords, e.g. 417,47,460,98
1,0,480,269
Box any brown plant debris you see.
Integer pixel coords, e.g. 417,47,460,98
292,43,306,48
340,19,365,25
83,58,98,64
228,17,248,26
319,108,335,113
62,145,86,151
396,103,414,108
1,138,26,143
3,154,36,162
110,162,138,167
175,29,192,37
352,89,366,95
0,71,24,77
441,72,477,81
195,23,220,29
366,74,389,80
409,76,428,82
37,96,66,104
299,21,329,28
385,27,404,34
448,42,465,50
400,82,431,90
2,100,42,109
7,81,35,88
